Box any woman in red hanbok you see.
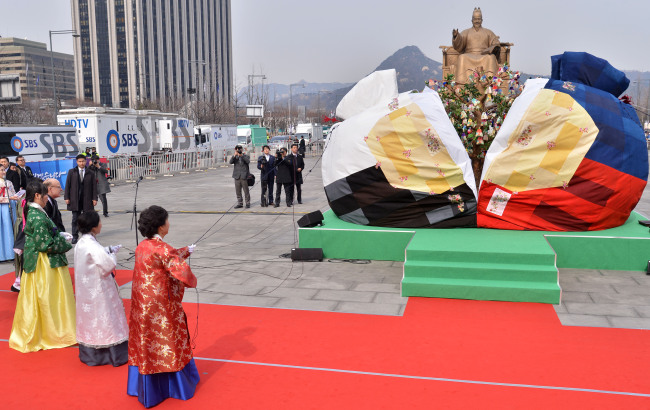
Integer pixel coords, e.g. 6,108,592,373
127,205,198,408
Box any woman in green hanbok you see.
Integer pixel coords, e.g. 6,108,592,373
9,180,76,352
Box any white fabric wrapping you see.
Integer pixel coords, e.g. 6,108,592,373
480,78,549,183
73,233,128,348
335,69,398,120
323,70,476,197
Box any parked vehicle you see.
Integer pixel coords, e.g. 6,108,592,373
268,135,292,152
0,125,80,189
58,107,195,157
195,124,238,152
294,123,323,144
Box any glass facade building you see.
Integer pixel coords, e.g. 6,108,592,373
71,0,233,109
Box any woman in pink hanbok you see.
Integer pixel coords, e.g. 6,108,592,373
73,211,128,366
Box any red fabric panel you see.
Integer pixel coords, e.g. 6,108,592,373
477,159,646,231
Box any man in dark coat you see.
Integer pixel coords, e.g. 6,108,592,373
256,145,275,207
15,155,34,190
64,154,97,243
229,145,250,208
299,137,306,156
0,156,20,191
274,147,293,207
44,178,66,233
289,143,305,204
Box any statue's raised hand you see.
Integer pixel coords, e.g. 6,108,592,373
452,28,459,38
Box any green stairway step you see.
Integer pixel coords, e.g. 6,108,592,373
405,247,556,266
401,276,561,304
404,259,558,282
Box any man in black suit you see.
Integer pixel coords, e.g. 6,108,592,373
64,154,97,243
0,156,20,191
43,178,66,232
15,155,34,190
257,145,275,207
289,143,305,204
274,147,293,207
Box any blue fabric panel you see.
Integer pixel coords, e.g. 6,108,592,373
127,359,200,408
550,54,562,80
550,52,630,97
544,79,648,181
0,201,17,261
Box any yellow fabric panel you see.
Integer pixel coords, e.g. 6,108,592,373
365,103,465,193
551,91,576,109
483,89,598,192
9,252,76,353
504,170,533,192
538,122,582,174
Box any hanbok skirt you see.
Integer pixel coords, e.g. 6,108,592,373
79,340,128,367
9,253,77,352
0,201,16,261
127,359,200,408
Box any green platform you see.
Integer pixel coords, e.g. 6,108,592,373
298,210,650,304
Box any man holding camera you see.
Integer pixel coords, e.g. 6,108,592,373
91,155,112,217
274,147,293,207
229,145,251,208
257,145,275,207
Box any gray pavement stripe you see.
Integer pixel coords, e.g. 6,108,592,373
194,356,650,398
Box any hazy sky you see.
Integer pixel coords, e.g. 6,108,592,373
2,0,649,88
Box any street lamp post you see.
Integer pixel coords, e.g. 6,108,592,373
186,60,206,124
317,90,331,123
49,29,79,122
247,74,266,105
289,82,305,133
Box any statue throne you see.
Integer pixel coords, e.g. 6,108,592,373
440,42,514,83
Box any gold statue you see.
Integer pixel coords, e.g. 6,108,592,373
451,8,501,83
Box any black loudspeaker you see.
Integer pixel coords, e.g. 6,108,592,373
291,248,324,261
297,210,324,228
646,260,650,275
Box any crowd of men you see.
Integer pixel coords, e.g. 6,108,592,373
230,140,306,209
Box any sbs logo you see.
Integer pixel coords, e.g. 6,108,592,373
10,137,23,152
107,130,120,153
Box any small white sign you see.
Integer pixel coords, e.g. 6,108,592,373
487,188,512,216
246,105,264,118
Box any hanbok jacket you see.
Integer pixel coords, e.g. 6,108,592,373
23,204,72,273
128,236,197,374
74,234,128,348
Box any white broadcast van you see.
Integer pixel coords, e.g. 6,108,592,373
58,107,195,157
194,124,238,152
0,125,79,161
294,123,323,144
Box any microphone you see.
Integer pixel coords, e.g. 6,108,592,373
138,176,143,182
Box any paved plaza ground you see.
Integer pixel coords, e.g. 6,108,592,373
1,154,649,329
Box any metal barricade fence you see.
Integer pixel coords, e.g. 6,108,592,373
107,143,326,184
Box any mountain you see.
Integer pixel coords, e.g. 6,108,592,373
267,46,445,115
375,45,443,93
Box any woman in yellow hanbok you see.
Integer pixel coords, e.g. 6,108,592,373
9,180,76,352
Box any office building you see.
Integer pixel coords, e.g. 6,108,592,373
71,0,233,108
0,37,76,103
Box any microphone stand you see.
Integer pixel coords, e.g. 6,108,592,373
126,175,143,261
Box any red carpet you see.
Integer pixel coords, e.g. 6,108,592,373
0,270,648,409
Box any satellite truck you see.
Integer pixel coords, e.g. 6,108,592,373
194,124,238,152
0,125,79,188
58,107,195,157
